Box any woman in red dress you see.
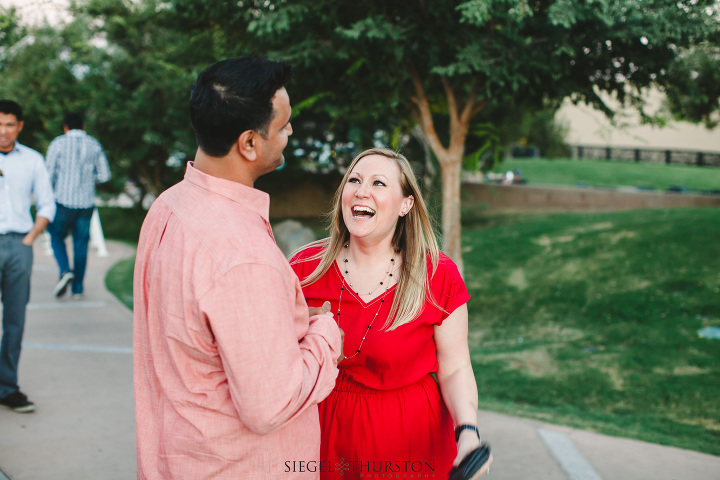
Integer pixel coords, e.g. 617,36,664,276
291,148,491,479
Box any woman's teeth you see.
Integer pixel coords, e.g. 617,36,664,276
352,206,376,218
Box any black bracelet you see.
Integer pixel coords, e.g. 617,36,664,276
455,424,480,442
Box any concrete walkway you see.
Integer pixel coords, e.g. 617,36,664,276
1,240,719,479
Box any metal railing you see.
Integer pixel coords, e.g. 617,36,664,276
571,145,720,167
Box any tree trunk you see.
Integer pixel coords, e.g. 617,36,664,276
409,70,484,275
439,154,464,274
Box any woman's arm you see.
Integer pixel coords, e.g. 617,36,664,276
435,303,491,474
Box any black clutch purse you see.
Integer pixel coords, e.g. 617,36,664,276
448,443,491,480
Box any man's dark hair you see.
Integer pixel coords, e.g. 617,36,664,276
0,100,23,122
64,113,84,130
189,55,292,157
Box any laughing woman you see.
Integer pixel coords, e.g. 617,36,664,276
290,148,492,480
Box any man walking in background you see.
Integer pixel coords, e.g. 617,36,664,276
0,99,56,413
46,113,110,299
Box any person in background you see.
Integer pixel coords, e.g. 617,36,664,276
133,55,342,479
291,148,492,479
0,99,56,413
46,112,111,299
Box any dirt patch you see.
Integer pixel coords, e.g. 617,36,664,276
607,230,637,244
678,418,720,431
507,268,529,291
652,365,710,376
468,330,487,348
599,366,625,390
533,234,576,250
530,323,586,342
572,222,615,234
489,347,558,377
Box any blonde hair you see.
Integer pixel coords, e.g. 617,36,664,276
294,148,441,330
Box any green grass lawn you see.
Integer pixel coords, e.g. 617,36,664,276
492,158,720,192
105,256,135,310
463,207,720,456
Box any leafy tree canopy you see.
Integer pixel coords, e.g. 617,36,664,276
1,0,718,265
213,0,719,267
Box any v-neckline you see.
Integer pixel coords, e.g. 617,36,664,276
332,261,397,308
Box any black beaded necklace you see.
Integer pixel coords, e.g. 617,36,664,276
337,243,397,359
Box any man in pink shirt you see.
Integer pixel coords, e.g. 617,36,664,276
133,56,342,479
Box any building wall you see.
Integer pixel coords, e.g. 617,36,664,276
556,89,720,154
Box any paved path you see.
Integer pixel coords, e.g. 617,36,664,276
1,240,719,480
0,239,135,480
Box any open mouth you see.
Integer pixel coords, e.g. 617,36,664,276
352,206,376,218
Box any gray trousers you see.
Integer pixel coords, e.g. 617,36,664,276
0,233,33,398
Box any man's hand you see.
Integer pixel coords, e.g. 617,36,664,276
23,217,50,246
338,328,345,364
308,301,332,317
22,233,35,246
307,301,344,364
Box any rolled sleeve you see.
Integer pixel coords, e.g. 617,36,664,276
95,145,111,184
200,262,341,435
33,157,56,222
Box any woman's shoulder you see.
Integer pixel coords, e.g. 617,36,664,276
426,251,461,275
289,240,329,266
426,251,465,289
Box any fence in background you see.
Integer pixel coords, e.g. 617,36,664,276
570,145,720,167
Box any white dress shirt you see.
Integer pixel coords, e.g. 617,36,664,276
0,142,56,234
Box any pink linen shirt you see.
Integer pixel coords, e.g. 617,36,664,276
133,163,341,479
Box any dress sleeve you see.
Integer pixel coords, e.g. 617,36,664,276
289,245,322,282
430,253,471,326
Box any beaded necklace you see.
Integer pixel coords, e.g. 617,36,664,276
337,244,397,359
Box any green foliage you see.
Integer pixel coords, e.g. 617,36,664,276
97,206,147,244
0,8,25,63
516,109,570,159
463,122,502,172
664,45,720,128
463,208,720,455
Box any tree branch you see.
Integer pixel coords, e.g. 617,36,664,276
441,75,459,127
410,65,448,161
471,98,488,117
460,79,480,125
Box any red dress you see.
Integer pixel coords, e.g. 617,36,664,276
291,246,471,479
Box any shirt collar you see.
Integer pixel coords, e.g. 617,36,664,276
184,162,270,222
66,129,87,137
0,142,21,155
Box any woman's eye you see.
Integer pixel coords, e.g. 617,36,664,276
348,177,360,184
373,180,386,186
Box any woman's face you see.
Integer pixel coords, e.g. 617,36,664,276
341,154,414,245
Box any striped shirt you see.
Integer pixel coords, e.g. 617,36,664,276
45,129,111,208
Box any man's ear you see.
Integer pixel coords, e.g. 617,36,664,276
237,130,258,161
17,120,24,134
